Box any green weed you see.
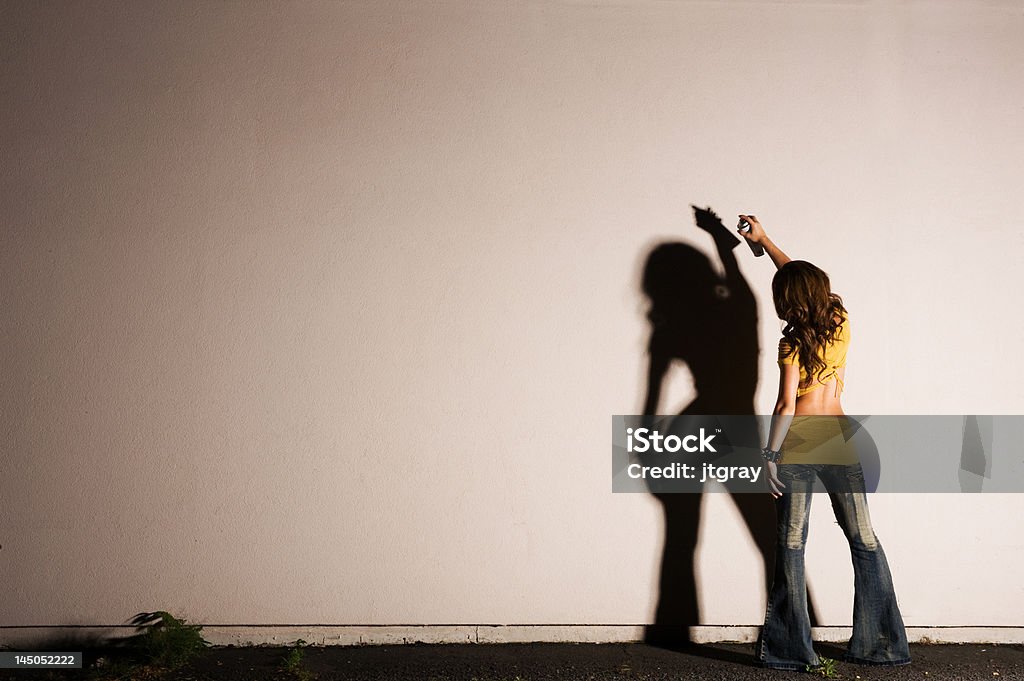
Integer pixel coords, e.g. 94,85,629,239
806,655,840,678
280,638,316,681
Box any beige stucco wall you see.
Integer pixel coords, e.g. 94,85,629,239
3,0,1023,633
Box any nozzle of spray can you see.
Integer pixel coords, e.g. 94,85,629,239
738,218,765,257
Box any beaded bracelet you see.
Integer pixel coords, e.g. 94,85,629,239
760,447,782,464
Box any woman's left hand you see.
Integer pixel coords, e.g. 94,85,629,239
766,461,786,498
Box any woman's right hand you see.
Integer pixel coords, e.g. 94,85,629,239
738,214,767,245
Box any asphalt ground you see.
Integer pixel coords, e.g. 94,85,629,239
4,642,1024,681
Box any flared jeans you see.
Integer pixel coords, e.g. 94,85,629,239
755,463,911,669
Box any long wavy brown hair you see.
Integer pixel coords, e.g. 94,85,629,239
772,260,847,387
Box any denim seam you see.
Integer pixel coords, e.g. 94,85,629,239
756,596,773,661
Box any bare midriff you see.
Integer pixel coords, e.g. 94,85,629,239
793,366,846,416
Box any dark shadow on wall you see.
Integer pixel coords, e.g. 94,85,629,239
638,205,819,651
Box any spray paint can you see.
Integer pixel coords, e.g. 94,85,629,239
738,218,765,257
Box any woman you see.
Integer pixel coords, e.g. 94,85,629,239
737,215,911,670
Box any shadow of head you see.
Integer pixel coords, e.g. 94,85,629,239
642,242,721,326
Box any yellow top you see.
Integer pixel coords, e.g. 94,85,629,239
778,317,850,398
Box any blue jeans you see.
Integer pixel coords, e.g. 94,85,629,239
755,463,911,669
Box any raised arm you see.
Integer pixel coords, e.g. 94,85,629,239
737,214,791,270
691,205,754,299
